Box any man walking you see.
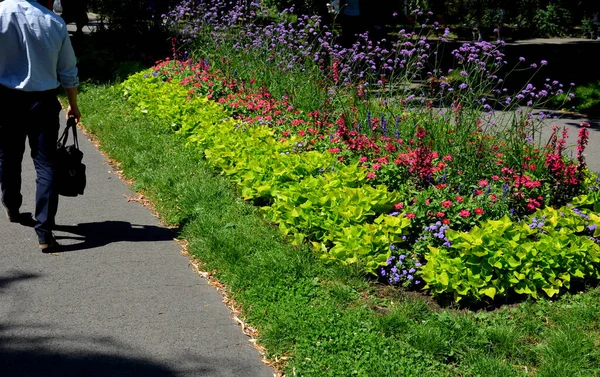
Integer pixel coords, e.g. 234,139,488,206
0,0,80,252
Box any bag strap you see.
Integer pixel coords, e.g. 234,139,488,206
58,117,79,149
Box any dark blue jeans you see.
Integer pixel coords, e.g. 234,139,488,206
0,86,61,244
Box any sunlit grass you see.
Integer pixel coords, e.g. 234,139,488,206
77,84,600,376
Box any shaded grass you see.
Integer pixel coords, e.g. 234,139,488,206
553,81,600,116
79,84,600,377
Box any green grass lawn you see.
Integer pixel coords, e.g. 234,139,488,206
78,83,600,377
553,81,600,116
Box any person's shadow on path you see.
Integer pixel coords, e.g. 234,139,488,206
53,221,176,252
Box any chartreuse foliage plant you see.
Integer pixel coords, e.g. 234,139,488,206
423,206,600,302
80,81,600,377
122,70,406,272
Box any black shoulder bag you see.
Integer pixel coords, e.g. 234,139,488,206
56,117,86,197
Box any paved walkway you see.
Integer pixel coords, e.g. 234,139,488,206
0,114,274,377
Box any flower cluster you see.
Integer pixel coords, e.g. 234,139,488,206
378,246,422,287
424,221,452,247
529,216,547,229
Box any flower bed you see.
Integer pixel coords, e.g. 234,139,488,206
121,58,600,303
107,0,600,303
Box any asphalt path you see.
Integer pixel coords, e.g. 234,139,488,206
0,114,274,377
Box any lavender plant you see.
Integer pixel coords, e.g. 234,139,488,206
163,0,572,145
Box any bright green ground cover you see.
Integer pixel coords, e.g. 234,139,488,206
79,83,600,377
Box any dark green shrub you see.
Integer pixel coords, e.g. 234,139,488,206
533,3,572,37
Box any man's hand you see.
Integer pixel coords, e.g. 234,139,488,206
63,87,80,123
66,105,81,123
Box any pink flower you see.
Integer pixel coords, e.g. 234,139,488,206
394,203,404,210
372,163,381,171
406,213,415,219
456,196,464,203
478,179,489,187
441,200,452,208
359,156,368,163
474,208,484,215
366,172,376,179
459,210,471,217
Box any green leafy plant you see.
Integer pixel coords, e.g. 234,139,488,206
422,206,600,302
534,3,572,37
121,70,405,272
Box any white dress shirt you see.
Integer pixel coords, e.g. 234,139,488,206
0,0,79,91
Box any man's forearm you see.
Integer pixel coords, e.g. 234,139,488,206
64,86,78,109
63,86,81,122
